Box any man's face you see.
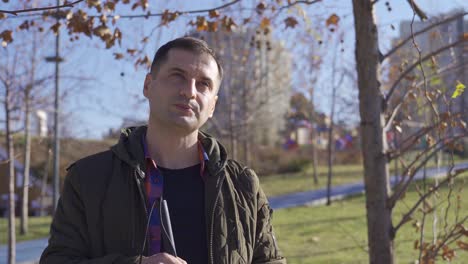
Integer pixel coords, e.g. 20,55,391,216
143,48,220,134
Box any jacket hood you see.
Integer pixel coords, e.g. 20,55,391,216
110,125,228,177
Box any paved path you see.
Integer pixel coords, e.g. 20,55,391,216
269,162,468,209
2,161,467,264
0,238,47,264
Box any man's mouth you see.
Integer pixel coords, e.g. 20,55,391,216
174,104,194,113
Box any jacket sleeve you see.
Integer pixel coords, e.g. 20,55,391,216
39,167,142,264
251,170,287,264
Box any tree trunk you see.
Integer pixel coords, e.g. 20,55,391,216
40,146,52,217
326,48,338,206
5,82,16,264
311,139,319,185
308,89,319,185
352,1,394,263
21,32,36,233
21,88,31,234
326,121,334,205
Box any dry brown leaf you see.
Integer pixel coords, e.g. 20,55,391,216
99,14,107,24
51,22,61,35
113,53,124,60
127,49,137,55
256,2,267,15
87,0,102,12
326,13,339,27
196,16,208,31
209,10,220,19
284,16,298,29
114,27,122,46
458,224,468,236
18,20,30,31
260,17,270,30
462,32,468,40
221,16,236,32
442,246,455,261
93,25,111,39
87,0,100,7
457,241,468,250
104,1,115,12
207,21,218,32
414,239,419,249
161,9,179,26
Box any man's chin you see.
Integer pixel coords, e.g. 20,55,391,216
170,119,200,133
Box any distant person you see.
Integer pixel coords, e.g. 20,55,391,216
40,37,286,264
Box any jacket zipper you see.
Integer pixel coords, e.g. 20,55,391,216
209,172,226,264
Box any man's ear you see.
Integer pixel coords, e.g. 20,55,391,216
143,73,152,98
209,95,218,118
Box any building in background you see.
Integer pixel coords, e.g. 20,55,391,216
35,110,48,137
191,27,293,162
387,10,467,140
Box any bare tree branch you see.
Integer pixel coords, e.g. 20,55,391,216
102,0,242,19
0,0,85,16
383,12,467,60
393,167,468,233
389,133,466,209
278,0,323,11
384,61,468,131
389,113,462,161
385,37,467,103
406,0,428,21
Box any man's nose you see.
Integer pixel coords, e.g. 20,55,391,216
180,79,197,99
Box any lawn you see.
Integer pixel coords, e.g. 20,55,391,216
272,174,468,264
260,156,468,197
0,216,51,245
260,164,364,197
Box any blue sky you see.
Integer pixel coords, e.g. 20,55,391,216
2,0,467,139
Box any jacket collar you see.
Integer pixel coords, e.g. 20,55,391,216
110,125,227,178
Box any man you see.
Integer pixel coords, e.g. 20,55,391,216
40,37,286,264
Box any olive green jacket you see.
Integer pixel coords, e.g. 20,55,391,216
40,126,286,264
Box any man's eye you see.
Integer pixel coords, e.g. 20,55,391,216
197,81,211,91
169,73,185,82
173,73,184,78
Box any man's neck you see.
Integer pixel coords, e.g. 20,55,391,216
145,122,200,169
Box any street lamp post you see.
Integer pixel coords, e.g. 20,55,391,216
45,0,64,214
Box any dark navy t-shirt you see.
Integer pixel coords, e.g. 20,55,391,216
159,164,208,264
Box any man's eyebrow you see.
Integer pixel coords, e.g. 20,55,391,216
168,67,187,74
168,66,215,86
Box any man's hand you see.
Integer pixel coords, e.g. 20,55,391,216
141,253,187,264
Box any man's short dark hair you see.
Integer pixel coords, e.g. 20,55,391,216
150,37,223,81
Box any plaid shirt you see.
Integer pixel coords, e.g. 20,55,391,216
142,137,208,255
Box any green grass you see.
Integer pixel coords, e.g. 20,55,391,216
272,174,468,264
260,164,364,197
0,216,51,245
260,157,468,197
